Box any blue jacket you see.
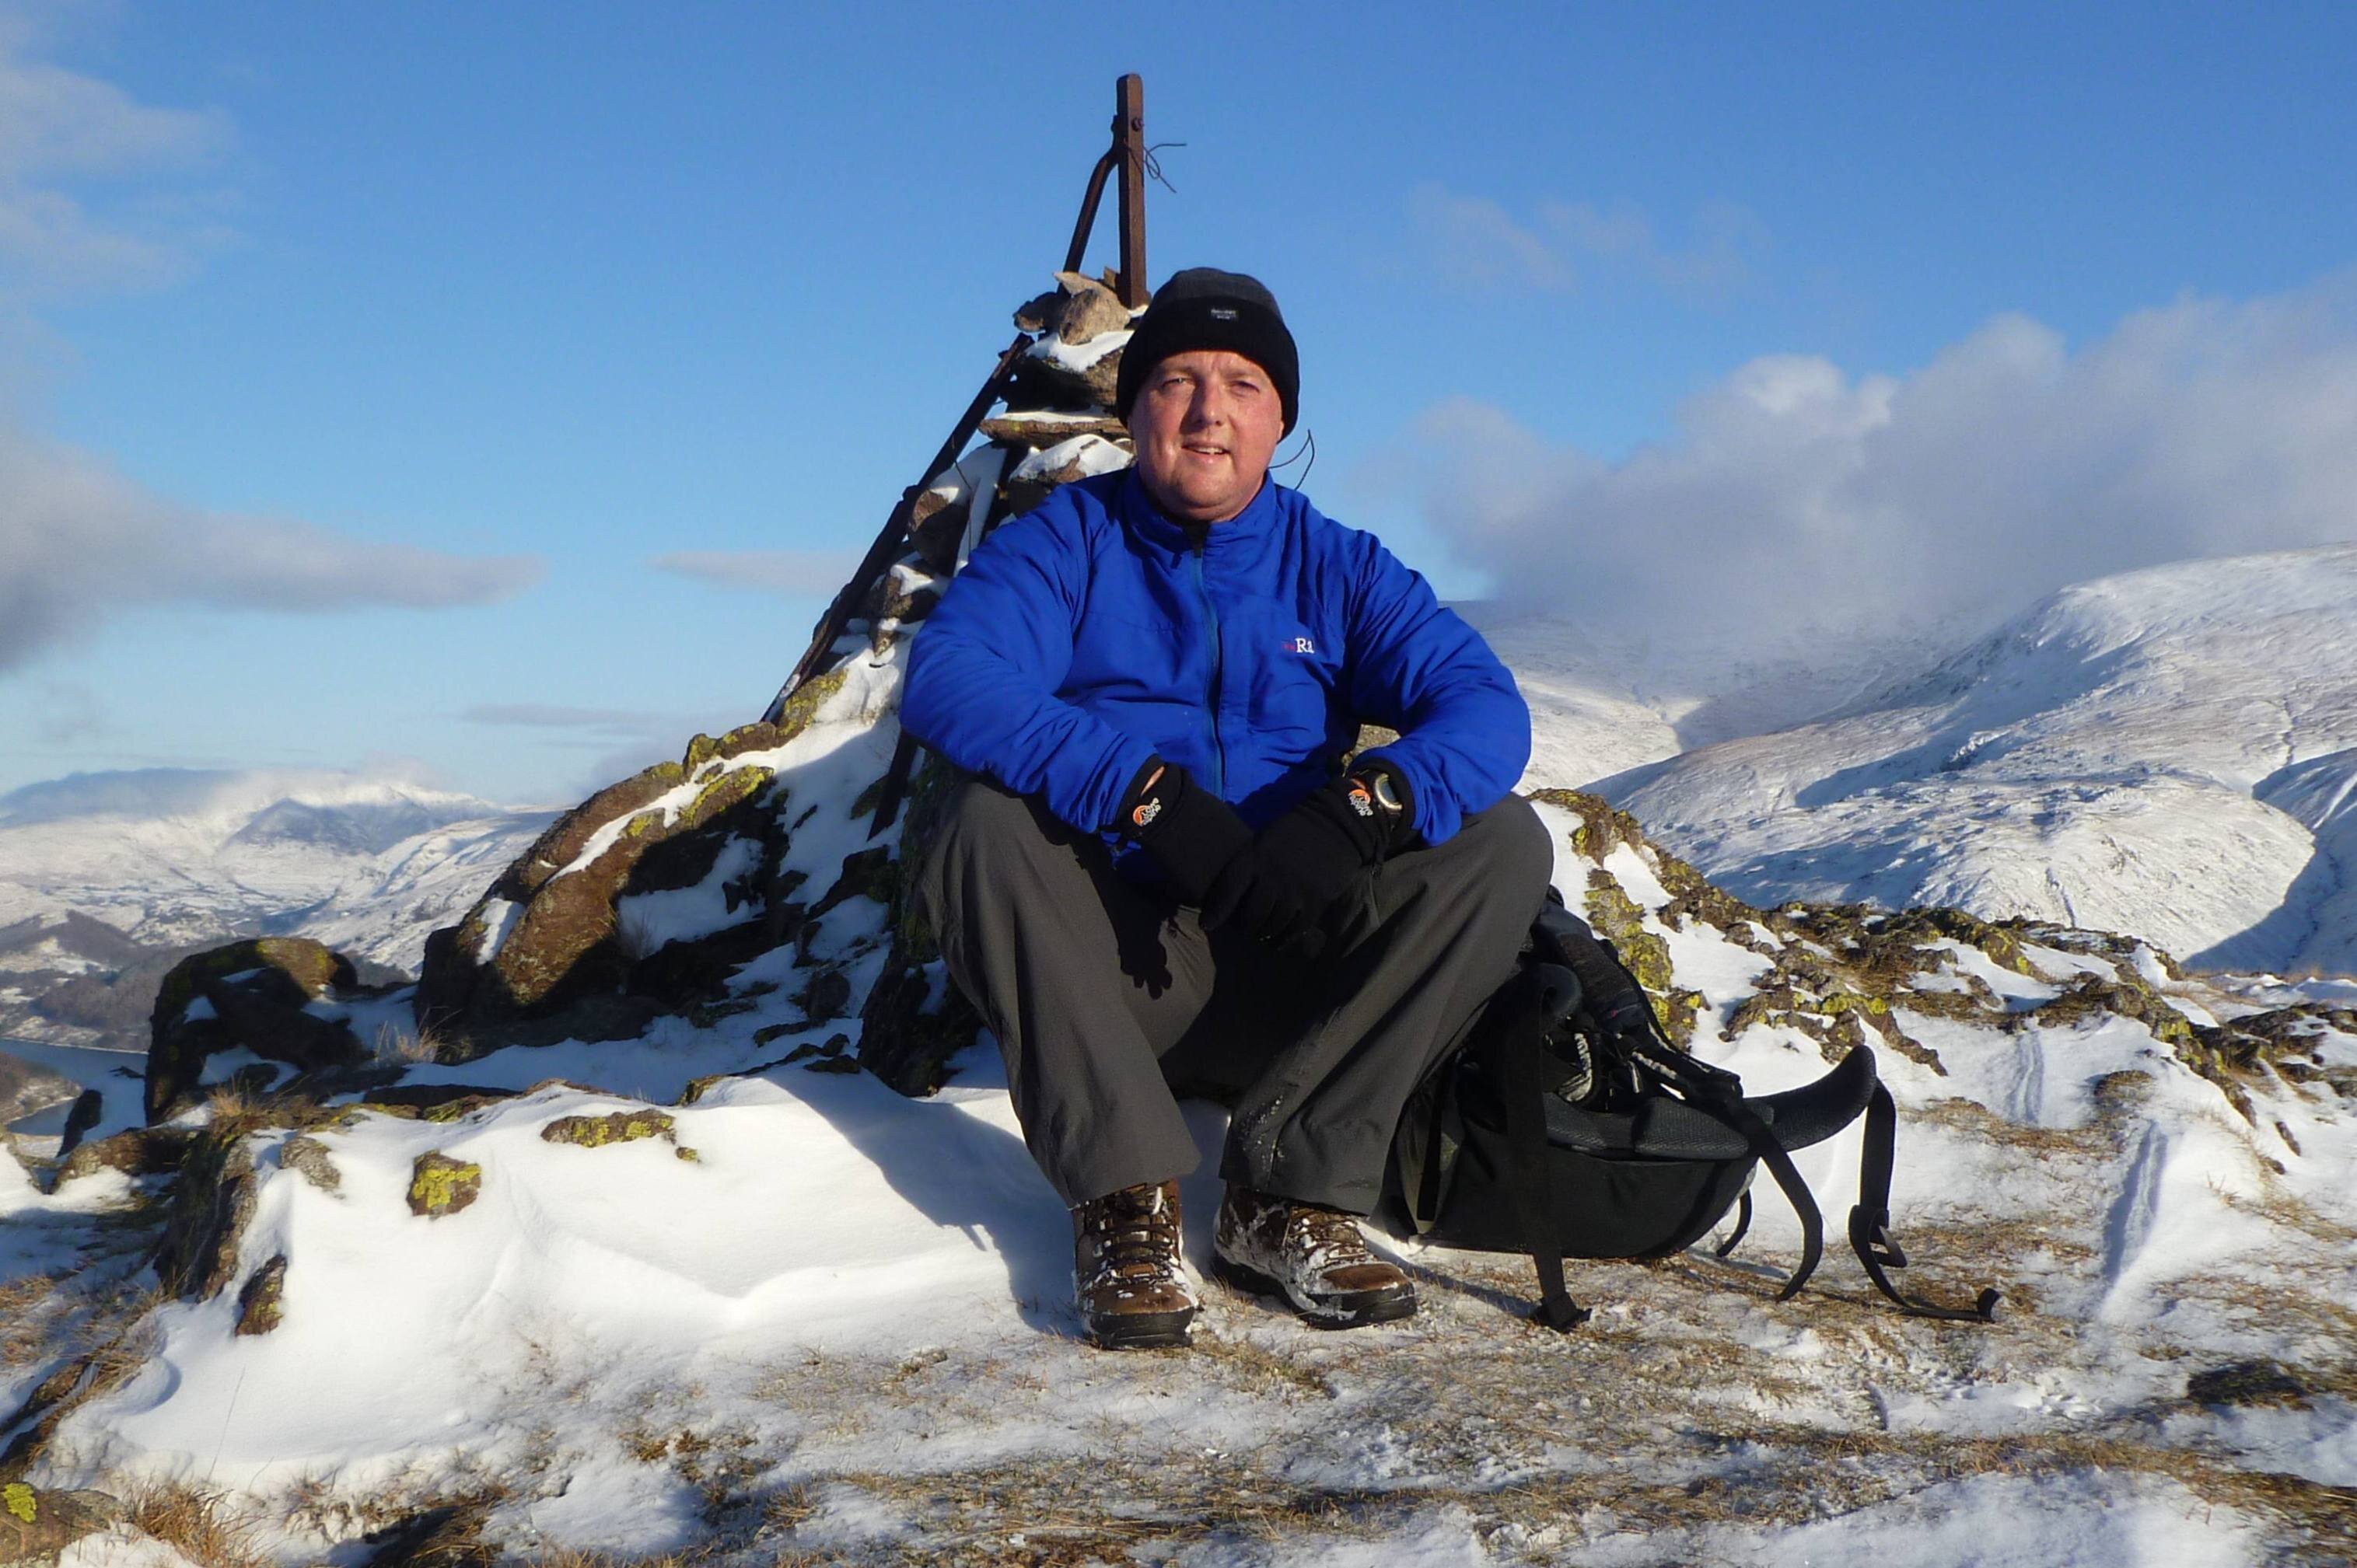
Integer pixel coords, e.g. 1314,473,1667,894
900,470,1530,850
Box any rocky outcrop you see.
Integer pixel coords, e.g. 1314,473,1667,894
152,1120,264,1298
50,1124,194,1190
145,938,372,1123
412,720,800,1058
233,1255,289,1336
1534,787,2353,1117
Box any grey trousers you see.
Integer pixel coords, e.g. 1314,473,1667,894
913,781,1552,1214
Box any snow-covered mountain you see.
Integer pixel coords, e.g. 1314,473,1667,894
0,768,556,971
1598,544,2357,973
1462,603,1983,793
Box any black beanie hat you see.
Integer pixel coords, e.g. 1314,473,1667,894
1113,267,1300,435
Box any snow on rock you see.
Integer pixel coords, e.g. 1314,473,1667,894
7,787,2353,1562
1606,545,2357,974
40,1070,1058,1495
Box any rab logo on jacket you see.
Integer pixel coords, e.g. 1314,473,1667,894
1289,636,1317,655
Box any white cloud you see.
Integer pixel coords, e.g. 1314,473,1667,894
1407,184,1579,292
652,550,861,597
1408,183,1768,302
0,15,236,299
1398,275,2357,654
0,424,544,672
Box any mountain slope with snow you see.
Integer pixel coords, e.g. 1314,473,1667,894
1602,545,2357,972
0,769,555,969
1460,605,1988,796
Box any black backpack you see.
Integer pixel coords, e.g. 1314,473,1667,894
1390,893,2002,1331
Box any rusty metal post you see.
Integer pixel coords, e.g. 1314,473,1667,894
1114,75,1148,307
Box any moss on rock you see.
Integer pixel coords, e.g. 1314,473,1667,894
407,1152,483,1218
540,1109,677,1148
1530,787,1649,863
234,1254,289,1336
278,1134,341,1193
0,1482,121,1561
155,1123,261,1299
771,667,849,741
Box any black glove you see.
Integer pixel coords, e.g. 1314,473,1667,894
1115,759,1252,906
1202,766,1415,956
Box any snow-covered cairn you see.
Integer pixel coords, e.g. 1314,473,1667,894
408,271,1144,1094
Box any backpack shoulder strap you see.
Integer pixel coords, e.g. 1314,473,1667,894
1475,958,1591,1332
1496,994,1591,1331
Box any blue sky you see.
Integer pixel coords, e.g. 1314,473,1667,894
5,1,2355,805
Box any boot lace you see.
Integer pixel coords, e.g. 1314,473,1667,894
1283,1203,1375,1264
1084,1188,1180,1283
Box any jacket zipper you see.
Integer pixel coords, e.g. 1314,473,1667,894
1187,536,1227,796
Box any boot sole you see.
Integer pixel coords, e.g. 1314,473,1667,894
1213,1255,1418,1329
1082,1307,1196,1351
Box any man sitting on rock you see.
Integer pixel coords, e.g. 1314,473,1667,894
902,267,1547,1350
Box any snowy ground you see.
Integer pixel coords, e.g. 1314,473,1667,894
5,798,2352,1566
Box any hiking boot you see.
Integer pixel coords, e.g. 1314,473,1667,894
1212,1185,1418,1328
1072,1179,1197,1350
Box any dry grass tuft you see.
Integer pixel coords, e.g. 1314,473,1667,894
124,1482,267,1568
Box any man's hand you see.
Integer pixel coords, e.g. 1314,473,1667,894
1117,760,1254,906
1201,768,1415,959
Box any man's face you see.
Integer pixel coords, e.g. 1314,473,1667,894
1125,349,1287,525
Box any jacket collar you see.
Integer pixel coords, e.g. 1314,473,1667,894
1117,469,1281,554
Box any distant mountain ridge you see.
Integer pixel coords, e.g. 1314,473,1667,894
1598,544,2357,973
0,769,557,1049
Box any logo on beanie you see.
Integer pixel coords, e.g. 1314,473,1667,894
1210,307,1237,320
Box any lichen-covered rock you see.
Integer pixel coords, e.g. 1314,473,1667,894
278,1133,342,1193
539,1109,675,1148
234,1254,289,1336
154,1124,260,1299
1053,271,1134,343
855,751,984,1093
1582,864,1703,1046
51,1125,194,1192
407,1152,482,1218
414,716,818,1057
859,952,984,1096
0,1482,124,1568
146,937,368,1123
